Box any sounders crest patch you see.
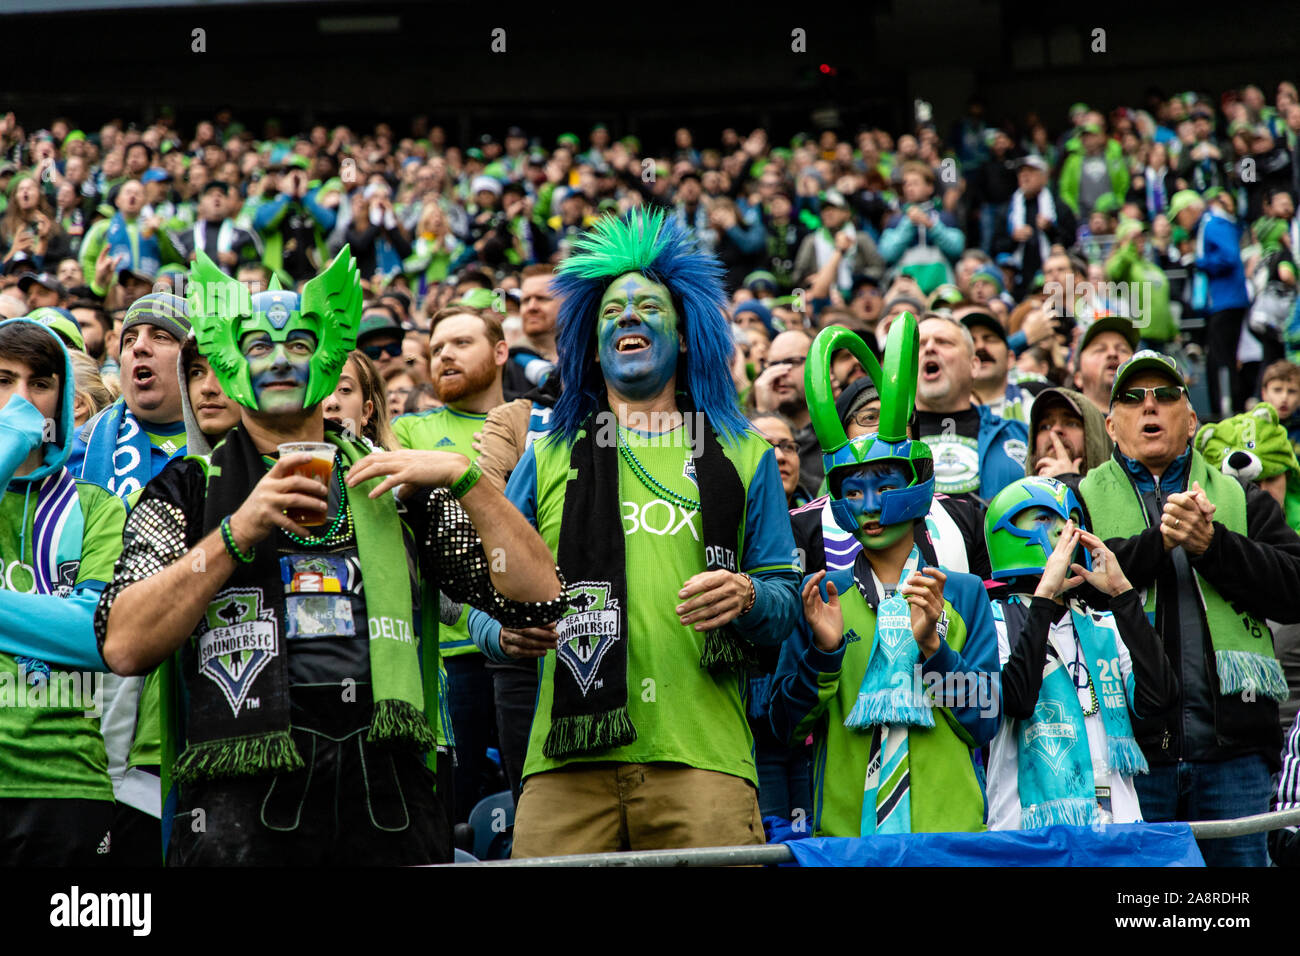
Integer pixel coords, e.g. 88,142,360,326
199,588,279,717
556,581,621,697
1022,699,1080,773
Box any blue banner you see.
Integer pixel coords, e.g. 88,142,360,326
782,823,1204,867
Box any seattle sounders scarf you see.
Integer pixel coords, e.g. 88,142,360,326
75,400,158,499
844,546,934,729
844,546,932,836
1011,598,1148,829
1079,454,1288,701
11,470,84,680
171,422,433,784
545,396,748,760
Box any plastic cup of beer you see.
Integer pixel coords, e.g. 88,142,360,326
278,441,335,527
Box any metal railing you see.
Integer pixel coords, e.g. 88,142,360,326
448,807,1300,866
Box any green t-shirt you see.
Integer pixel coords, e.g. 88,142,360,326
0,480,127,801
393,406,488,658
523,425,773,784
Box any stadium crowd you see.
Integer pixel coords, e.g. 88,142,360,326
1,77,1300,868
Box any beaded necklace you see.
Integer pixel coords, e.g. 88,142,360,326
617,424,700,512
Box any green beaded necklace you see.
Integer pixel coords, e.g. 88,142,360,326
617,425,700,512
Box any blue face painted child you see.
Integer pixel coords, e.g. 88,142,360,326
838,460,914,550
596,272,684,401
242,328,318,414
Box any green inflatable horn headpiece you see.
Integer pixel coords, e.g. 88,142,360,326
805,312,934,527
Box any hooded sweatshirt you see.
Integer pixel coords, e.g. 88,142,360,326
0,318,127,802
1025,386,1113,478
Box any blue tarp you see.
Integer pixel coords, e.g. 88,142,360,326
782,823,1205,867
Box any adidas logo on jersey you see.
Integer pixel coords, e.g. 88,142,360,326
96,831,111,855
435,437,455,447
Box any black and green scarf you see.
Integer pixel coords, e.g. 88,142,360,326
545,396,750,759
171,422,435,784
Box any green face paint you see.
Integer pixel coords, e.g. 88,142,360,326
188,246,363,412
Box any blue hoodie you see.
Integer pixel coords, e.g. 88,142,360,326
974,404,1030,502
1195,208,1251,313
0,318,127,671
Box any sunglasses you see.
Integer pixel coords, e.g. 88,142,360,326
1115,385,1185,406
363,341,404,360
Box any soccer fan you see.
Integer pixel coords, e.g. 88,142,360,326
505,210,800,856
96,247,565,864
983,477,1177,829
769,317,999,836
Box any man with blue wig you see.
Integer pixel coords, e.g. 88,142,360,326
505,208,801,857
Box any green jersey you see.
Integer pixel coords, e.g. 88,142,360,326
0,481,126,801
518,425,782,785
393,405,488,658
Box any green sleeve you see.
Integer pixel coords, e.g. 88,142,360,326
1058,157,1080,215
73,483,128,588
78,218,111,290
1104,243,1135,282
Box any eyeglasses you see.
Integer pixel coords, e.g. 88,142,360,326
1114,385,1185,406
363,341,404,360
850,407,880,429
768,439,798,455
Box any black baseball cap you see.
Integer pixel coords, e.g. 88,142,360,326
960,309,1007,344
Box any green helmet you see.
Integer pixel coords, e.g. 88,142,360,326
985,476,1087,582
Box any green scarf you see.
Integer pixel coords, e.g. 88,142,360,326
1079,453,1288,702
170,423,434,785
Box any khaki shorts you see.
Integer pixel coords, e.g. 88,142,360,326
511,762,763,859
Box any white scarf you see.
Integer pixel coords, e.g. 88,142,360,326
1008,189,1055,268
193,219,237,260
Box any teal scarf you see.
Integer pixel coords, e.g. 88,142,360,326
1016,600,1149,828
844,546,934,729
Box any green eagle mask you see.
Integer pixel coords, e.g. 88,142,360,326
187,246,363,411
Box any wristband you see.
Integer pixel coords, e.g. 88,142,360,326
450,460,483,499
740,572,756,615
221,515,256,564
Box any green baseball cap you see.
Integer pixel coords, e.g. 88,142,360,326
1166,189,1204,222
1080,315,1139,355
1110,349,1186,405
25,307,84,353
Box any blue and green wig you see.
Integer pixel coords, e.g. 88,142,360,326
549,207,748,445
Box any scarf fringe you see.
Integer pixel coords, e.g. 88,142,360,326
171,730,304,785
1215,649,1289,702
1021,797,1099,830
843,687,935,730
1107,734,1149,776
367,698,438,751
700,628,755,674
543,706,637,759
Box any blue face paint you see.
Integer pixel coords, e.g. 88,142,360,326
596,272,681,401
245,328,317,414
838,462,913,550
